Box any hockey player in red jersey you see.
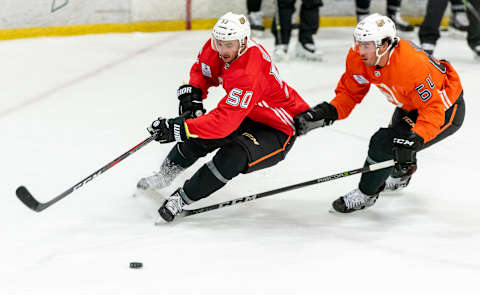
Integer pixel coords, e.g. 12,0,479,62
137,12,310,222
294,13,465,213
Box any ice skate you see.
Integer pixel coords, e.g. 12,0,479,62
137,159,184,191
388,12,414,32
295,42,323,61
383,174,412,192
473,45,480,61
449,11,469,32
272,44,289,62
331,188,379,213
156,188,188,223
248,11,264,38
421,43,435,56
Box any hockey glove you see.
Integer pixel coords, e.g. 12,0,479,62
177,84,205,118
148,117,189,143
294,102,338,135
392,131,424,174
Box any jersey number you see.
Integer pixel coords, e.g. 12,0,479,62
226,88,253,108
415,76,435,101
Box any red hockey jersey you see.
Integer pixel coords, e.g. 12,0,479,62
185,39,309,139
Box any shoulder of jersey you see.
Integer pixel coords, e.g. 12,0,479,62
390,40,428,74
232,45,265,75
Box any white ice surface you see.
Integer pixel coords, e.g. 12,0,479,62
1,28,479,295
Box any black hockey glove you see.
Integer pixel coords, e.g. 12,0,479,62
392,131,424,172
148,117,188,143
177,84,205,118
294,102,338,135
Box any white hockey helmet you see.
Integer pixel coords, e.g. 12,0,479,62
353,13,399,65
211,12,251,57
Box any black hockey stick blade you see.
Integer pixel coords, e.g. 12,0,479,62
16,186,43,212
15,135,155,212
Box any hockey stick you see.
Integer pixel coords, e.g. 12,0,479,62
16,135,156,212
274,0,283,45
462,0,480,23
180,159,395,218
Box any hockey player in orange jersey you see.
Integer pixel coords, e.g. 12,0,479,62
136,12,310,222
294,13,465,213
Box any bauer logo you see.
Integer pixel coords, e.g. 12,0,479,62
177,87,192,96
353,74,369,84
201,63,212,78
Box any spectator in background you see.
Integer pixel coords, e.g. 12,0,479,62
419,0,480,60
247,0,300,37
271,0,324,62
356,0,414,31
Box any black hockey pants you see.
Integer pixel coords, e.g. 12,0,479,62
359,93,465,196
164,118,296,203
271,0,323,45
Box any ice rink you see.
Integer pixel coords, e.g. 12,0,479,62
1,27,479,294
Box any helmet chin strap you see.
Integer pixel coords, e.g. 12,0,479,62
374,43,393,66
374,37,399,66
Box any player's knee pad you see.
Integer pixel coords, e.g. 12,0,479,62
213,143,248,180
368,128,396,162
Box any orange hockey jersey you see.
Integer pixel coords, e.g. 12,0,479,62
330,40,463,142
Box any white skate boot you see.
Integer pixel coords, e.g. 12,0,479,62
273,44,289,63
295,42,323,61
331,188,379,213
137,160,184,191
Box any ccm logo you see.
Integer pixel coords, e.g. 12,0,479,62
393,138,415,146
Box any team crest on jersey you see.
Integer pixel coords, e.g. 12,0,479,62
377,20,385,27
353,74,369,84
201,63,212,78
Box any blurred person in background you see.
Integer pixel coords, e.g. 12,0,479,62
356,0,414,31
271,0,324,62
419,0,480,59
247,0,300,37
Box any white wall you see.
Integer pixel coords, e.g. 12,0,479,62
1,0,428,29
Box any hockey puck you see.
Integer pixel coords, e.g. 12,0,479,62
129,262,143,269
